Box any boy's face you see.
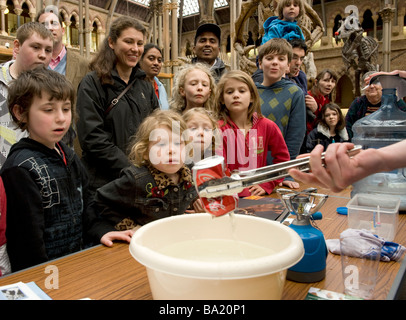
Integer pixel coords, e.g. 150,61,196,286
259,51,290,86
14,32,53,71
19,92,72,149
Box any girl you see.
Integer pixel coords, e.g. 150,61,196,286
139,43,169,110
169,63,216,113
261,0,305,45
306,69,338,134
88,110,199,247
183,107,220,163
215,70,291,197
305,103,349,153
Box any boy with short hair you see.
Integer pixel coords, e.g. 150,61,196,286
256,38,306,160
1,67,93,272
0,22,53,168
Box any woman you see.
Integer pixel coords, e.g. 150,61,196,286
306,69,337,134
139,43,169,110
76,16,159,195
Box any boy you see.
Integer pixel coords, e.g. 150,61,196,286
256,38,306,160
36,7,89,150
0,22,53,169
0,68,93,272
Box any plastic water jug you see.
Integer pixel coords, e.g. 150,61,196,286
351,74,406,210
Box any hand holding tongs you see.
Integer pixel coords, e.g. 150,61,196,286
197,145,362,198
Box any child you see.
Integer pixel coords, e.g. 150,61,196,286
215,70,291,197
0,67,92,272
306,68,338,134
261,0,305,45
0,22,54,168
88,109,199,247
169,63,216,113
305,103,349,153
183,107,219,163
256,38,306,161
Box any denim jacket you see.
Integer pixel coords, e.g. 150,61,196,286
88,163,198,241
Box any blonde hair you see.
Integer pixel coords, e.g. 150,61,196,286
169,63,216,113
183,107,220,158
214,70,262,126
128,109,188,166
277,0,304,20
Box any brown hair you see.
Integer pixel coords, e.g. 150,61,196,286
8,67,75,131
319,103,346,131
257,38,293,63
90,16,146,85
16,21,53,45
214,70,262,126
276,0,305,20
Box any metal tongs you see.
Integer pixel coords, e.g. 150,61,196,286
197,145,362,198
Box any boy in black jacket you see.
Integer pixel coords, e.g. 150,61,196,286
1,67,94,272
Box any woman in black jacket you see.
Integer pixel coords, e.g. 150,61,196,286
76,16,159,196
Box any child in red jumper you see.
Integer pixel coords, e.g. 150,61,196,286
214,70,290,197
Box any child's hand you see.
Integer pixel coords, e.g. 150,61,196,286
100,230,135,247
248,185,266,196
280,180,300,189
185,198,205,213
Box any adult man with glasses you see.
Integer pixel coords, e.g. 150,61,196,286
345,71,406,140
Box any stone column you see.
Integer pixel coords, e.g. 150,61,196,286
162,0,170,73
379,5,395,71
170,0,179,74
0,2,7,36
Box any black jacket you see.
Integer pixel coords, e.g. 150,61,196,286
87,164,197,241
1,138,93,272
76,67,159,193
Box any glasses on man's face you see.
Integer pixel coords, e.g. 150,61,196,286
42,20,60,29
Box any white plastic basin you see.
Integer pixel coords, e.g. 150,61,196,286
129,213,304,300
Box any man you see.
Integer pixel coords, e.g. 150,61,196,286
345,71,406,140
36,7,89,150
192,23,227,82
0,22,53,168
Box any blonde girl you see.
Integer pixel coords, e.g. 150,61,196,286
183,107,220,163
214,70,291,197
169,63,216,113
88,109,199,247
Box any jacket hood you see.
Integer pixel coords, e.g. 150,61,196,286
317,123,349,141
263,16,278,28
8,138,74,162
0,60,14,86
256,77,294,90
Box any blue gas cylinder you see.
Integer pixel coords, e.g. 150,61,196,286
287,223,328,283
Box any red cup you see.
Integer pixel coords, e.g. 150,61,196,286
193,156,238,217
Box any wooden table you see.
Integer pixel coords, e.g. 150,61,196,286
0,185,405,300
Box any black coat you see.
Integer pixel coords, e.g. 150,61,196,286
76,67,159,193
